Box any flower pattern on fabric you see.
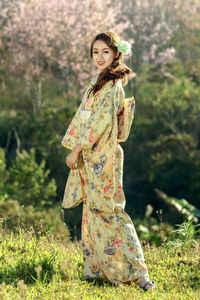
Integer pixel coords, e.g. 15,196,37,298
60,77,149,286
104,245,116,256
94,163,104,175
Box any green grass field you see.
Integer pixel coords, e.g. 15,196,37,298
0,227,199,300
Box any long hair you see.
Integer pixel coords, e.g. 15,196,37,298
88,32,132,97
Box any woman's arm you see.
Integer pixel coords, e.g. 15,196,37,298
65,85,114,169
73,143,83,153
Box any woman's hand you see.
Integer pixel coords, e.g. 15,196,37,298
66,143,83,170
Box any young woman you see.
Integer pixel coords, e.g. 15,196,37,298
61,32,156,291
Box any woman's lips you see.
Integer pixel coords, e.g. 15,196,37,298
97,62,105,66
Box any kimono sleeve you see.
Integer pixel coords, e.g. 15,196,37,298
61,77,98,150
61,103,82,150
76,86,114,151
116,80,135,142
115,80,125,112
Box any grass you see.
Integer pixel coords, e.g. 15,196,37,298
0,226,200,300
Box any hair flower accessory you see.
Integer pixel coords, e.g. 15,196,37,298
117,40,132,55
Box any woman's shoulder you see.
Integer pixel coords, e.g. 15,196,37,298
108,79,125,96
89,77,125,99
90,76,124,91
96,79,125,102
102,78,124,91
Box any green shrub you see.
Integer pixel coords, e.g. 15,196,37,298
0,147,57,208
0,199,69,238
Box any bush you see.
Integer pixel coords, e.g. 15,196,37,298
0,147,57,208
0,199,69,239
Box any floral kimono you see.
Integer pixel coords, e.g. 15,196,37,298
61,76,150,286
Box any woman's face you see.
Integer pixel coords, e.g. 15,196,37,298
92,39,119,73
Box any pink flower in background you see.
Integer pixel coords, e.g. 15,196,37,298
1,0,127,102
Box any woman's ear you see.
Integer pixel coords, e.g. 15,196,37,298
115,51,120,59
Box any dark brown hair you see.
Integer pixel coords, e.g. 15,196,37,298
88,32,132,97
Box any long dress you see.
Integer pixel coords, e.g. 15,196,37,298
61,76,150,286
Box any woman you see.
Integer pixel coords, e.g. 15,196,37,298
61,32,156,291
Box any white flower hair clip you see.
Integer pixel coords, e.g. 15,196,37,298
117,40,132,55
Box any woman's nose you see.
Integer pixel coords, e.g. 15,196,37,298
98,52,104,59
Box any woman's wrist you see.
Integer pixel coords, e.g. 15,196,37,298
73,143,83,153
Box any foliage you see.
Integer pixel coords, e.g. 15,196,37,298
165,219,200,250
0,0,127,101
120,0,179,72
0,148,9,200
0,227,199,299
149,75,200,204
0,147,57,208
172,0,200,68
123,60,200,219
1,0,200,231
0,199,68,237
155,189,200,223
0,77,76,206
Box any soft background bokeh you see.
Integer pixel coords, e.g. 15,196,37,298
0,0,200,244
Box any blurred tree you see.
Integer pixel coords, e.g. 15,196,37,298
0,148,9,201
7,148,57,208
173,0,200,61
1,0,128,110
120,0,179,74
1,0,200,227
149,75,200,204
123,60,200,218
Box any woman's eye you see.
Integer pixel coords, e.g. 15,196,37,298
93,51,109,54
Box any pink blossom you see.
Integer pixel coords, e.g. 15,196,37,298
1,0,127,102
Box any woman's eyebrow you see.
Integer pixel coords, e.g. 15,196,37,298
93,48,110,50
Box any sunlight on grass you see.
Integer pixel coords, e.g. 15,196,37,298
0,226,199,300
